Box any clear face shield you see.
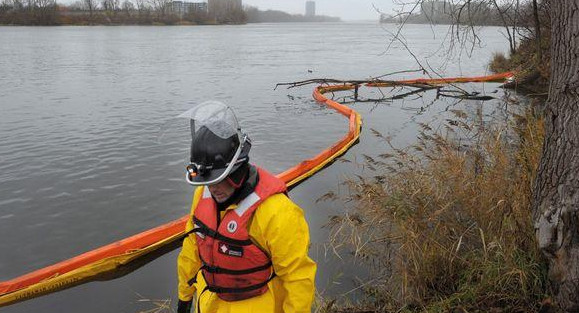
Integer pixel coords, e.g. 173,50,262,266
179,101,249,186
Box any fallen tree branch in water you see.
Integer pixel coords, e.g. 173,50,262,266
276,77,499,103
437,89,496,101
339,85,440,104
275,79,433,90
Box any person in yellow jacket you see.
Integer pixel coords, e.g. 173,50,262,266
177,101,317,313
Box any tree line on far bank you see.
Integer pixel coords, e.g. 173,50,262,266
244,6,340,23
0,0,342,25
382,0,547,64
381,0,536,27
0,0,246,25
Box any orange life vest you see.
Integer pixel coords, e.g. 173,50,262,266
190,167,287,301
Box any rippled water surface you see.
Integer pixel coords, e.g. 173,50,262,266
0,23,510,312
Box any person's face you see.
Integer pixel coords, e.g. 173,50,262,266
208,179,236,203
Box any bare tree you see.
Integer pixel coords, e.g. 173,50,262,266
385,0,536,60
101,0,119,21
149,0,171,21
83,0,96,21
0,0,11,23
490,0,518,54
9,0,22,9
33,0,57,24
0,0,11,10
101,0,118,12
68,0,84,10
134,0,150,23
531,0,541,61
121,0,133,18
533,0,579,311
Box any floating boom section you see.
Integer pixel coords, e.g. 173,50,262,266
0,84,362,307
0,72,513,307
367,72,515,87
278,83,362,186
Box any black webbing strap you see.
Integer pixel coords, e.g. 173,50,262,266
197,286,210,313
206,273,276,294
202,262,273,275
191,273,276,313
187,268,201,286
190,217,253,246
198,253,273,275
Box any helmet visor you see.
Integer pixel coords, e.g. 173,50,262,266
179,101,242,141
179,101,245,186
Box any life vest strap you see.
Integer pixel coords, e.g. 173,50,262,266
197,286,210,313
187,273,198,287
201,262,272,275
206,273,276,294
190,217,253,246
198,252,273,275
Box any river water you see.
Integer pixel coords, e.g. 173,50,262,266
0,22,510,312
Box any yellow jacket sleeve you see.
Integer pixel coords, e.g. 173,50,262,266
251,194,317,313
177,188,203,302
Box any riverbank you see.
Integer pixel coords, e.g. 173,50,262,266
489,3,550,96
323,101,548,312
490,33,550,95
320,29,552,312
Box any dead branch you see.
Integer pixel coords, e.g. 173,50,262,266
276,76,498,106
275,79,434,91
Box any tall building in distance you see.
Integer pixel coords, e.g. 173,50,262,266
172,1,208,16
305,1,315,17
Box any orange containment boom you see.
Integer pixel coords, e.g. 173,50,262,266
0,72,514,307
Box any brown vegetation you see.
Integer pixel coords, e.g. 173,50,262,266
0,0,246,25
488,0,551,94
490,30,551,94
324,104,548,312
0,0,59,25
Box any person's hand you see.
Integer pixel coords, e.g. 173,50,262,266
177,299,193,313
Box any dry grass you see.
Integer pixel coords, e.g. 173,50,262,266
488,30,551,95
134,293,174,313
325,107,548,312
489,52,510,74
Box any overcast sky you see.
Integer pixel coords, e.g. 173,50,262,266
243,0,395,21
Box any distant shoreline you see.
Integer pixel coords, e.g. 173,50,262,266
245,8,340,24
0,21,344,26
0,4,341,26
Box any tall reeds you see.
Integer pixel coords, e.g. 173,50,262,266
327,105,547,312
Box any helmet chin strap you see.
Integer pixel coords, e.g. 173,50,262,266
226,169,247,189
214,165,255,210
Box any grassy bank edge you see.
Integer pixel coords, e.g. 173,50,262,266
319,36,552,312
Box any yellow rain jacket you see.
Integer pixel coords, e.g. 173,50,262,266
177,186,317,313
